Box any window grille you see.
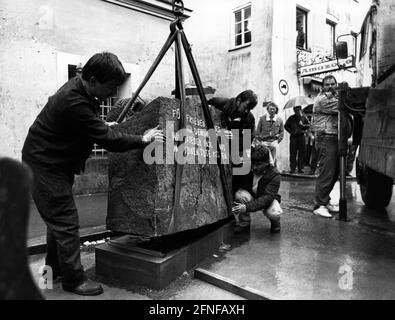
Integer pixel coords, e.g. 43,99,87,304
90,96,118,158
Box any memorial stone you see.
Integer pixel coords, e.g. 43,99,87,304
106,97,232,237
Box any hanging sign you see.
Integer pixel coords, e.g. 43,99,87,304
299,56,354,77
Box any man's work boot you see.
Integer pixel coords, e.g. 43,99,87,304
63,279,103,296
270,219,281,233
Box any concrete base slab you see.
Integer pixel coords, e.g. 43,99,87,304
95,218,235,290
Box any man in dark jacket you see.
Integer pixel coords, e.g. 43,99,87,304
232,145,282,233
208,90,258,230
22,52,164,296
284,106,310,173
208,89,257,184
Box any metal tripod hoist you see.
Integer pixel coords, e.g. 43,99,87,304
115,0,233,231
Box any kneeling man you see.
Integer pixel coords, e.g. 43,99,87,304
232,145,282,233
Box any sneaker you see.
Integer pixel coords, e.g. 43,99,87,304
313,206,332,218
63,279,103,296
298,170,304,174
290,170,296,174
326,204,339,213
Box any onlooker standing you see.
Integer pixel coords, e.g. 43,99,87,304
284,106,310,173
311,75,340,218
22,52,165,296
253,101,284,167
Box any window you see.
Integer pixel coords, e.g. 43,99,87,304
296,8,308,50
234,5,251,47
326,20,336,57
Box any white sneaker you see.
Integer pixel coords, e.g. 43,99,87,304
326,204,339,213
313,206,332,218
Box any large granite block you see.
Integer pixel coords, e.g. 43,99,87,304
106,97,232,237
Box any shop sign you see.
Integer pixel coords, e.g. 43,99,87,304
299,56,354,77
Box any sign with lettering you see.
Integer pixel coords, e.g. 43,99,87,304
299,56,354,77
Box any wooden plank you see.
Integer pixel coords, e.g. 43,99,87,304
194,268,274,300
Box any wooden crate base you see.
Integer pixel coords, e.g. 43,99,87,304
95,218,234,290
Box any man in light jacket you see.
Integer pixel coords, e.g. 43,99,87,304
311,75,340,218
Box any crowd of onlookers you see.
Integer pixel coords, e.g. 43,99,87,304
208,74,357,235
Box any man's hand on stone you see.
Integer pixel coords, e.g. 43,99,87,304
106,121,118,127
142,125,165,143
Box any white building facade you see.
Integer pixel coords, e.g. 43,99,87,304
185,0,371,171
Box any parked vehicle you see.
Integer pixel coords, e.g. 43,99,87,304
336,0,394,208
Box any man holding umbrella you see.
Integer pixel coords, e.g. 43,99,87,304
283,96,313,173
284,105,310,173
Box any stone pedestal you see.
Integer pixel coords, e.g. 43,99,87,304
106,97,232,237
95,218,235,289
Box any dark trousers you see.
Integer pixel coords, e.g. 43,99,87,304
289,134,305,171
346,143,357,175
310,141,318,173
314,135,339,206
23,158,86,287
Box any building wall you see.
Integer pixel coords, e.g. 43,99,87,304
184,0,274,121
0,0,178,160
186,0,370,172
0,0,372,186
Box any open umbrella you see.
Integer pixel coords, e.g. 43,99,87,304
283,96,314,110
